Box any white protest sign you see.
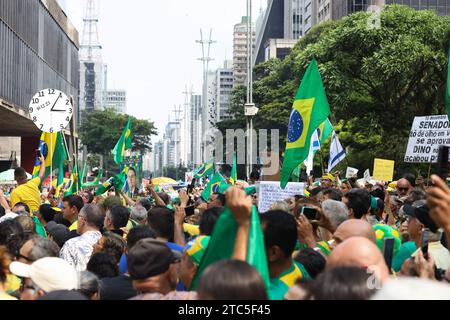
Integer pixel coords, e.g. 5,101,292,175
364,169,371,182
258,181,305,213
346,167,359,179
404,115,450,163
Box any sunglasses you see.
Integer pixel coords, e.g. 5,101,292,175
16,253,34,263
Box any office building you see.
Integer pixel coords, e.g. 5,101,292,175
233,16,256,86
215,61,234,122
332,0,450,20
104,90,127,114
0,0,79,172
254,0,317,65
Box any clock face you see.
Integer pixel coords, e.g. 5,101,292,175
28,89,73,133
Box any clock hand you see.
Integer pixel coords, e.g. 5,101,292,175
50,95,66,112
50,95,61,111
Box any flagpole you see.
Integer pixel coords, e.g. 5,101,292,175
50,133,53,187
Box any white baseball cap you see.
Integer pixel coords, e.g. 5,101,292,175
9,257,79,293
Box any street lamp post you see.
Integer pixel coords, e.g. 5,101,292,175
245,0,258,179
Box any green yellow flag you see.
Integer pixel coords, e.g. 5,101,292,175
201,172,227,202
112,118,133,165
280,59,330,189
230,153,237,185
32,132,67,181
82,169,103,188
190,205,270,292
194,161,214,179
95,177,114,196
446,43,450,120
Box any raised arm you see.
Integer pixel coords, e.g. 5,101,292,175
226,187,252,261
38,154,46,181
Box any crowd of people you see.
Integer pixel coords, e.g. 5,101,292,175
1,156,450,300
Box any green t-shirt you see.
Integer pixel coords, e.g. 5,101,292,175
268,260,311,300
392,241,416,272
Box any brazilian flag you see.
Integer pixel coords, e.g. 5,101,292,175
95,168,129,196
280,59,330,189
112,118,133,165
82,169,103,188
32,132,67,182
194,161,214,179
95,177,114,196
201,172,227,202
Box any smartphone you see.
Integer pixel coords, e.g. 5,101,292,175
421,228,429,258
302,207,318,220
436,146,450,181
36,149,42,158
383,237,395,272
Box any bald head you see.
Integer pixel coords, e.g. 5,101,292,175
332,219,376,247
327,237,389,283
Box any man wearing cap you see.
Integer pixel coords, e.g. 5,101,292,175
45,221,71,248
402,203,450,271
128,238,196,300
179,236,210,290
9,257,79,300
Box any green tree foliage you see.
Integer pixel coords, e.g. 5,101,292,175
218,5,450,177
79,108,158,156
79,109,157,175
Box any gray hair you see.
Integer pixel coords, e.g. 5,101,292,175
269,201,291,214
27,236,60,261
428,229,443,242
130,205,148,223
322,199,348,228
78,271,100,299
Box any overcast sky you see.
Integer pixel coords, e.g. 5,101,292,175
64,0,264,139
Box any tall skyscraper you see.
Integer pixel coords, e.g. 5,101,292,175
215,61,234,122
233,16,256,87
184,93,202,167
254,0,315,66
79,0,107,118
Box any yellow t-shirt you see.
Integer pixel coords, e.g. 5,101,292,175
10,177,41,213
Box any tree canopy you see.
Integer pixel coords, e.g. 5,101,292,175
217,5,450,177
79,108,157,162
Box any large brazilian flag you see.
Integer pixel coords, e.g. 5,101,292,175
32,132,67,182
280,59,330,189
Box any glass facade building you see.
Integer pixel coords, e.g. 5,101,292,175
0,0,79,116
332,0,450,20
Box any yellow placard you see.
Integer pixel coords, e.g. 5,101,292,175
373,158,395,182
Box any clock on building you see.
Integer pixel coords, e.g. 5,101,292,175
29,89,73,133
